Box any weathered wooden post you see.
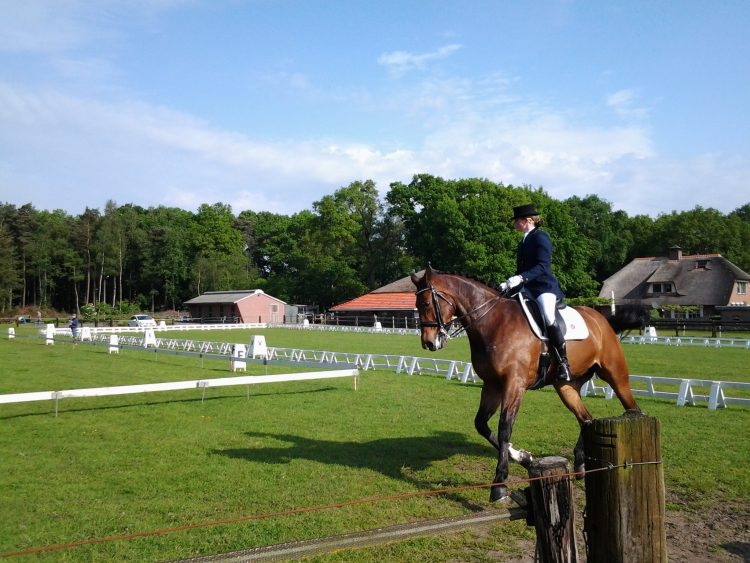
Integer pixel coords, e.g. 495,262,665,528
526,456,578,562
583,412,667,562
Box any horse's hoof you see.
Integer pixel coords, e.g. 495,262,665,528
574,464,585,479
489,485,509,502
519,451,534,470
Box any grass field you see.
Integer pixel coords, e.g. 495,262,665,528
1,326,749,561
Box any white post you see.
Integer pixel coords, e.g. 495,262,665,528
610,290,616,315
231,343,247,372
143,328,157,348
45,323,55,346
108,334,120,354
8,327,15,340
80,326,92,342
249,335,267,359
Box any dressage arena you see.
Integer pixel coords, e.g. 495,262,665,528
1,325,749,560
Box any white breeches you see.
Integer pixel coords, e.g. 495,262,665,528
536,292,558,326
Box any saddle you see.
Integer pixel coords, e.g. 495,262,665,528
514,291,589,341
514,291,589,390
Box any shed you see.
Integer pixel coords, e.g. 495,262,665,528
329,270,423,327
183,290,286,324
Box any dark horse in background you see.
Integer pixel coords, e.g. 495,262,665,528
411,266,641,501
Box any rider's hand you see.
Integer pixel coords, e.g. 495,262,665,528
506,275,523,289
497,282,508,293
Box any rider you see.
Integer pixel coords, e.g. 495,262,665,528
500,204,571,381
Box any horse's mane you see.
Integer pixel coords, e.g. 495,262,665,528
436,270,501,294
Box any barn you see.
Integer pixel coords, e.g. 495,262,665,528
329,270,423,328
183,290,286,324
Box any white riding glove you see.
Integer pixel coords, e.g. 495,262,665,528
497,282,508,293
506,275,523,289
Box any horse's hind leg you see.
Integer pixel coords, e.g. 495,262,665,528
595,349,640,412
554,382,594,476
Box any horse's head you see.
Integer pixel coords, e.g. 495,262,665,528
411,267,457,351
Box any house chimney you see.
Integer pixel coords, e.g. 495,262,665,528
668,245,683,260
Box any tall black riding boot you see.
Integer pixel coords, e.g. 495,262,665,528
547,323,572,381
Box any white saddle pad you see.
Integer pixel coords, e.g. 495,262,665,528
516,294,590,341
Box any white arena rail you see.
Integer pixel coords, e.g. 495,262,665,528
620,334,750,349
581,375,750,410
0,369,359,416
44,323,267,336
11,330,749,411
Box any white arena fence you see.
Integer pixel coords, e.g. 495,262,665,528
12,325,750,411
620,334,750,349
39,322,750,348
264,347,750,411
0,369,359,416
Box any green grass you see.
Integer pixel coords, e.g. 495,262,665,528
0,328,749,560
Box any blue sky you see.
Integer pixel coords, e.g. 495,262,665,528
1,0,748,217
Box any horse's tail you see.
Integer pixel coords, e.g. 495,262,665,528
605,304,651,334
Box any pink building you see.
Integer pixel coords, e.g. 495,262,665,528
183,290,286,324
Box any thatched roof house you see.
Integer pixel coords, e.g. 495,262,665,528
599,246,750,317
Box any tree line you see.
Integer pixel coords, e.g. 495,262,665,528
1,175,748,315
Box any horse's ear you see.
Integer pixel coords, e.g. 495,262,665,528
410,272,421,286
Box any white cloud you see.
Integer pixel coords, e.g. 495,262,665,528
607,89,649,120
1,65,747,219
377,44,462,74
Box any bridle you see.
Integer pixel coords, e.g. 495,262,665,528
416,283,502,339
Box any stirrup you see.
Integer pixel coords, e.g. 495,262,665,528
557,362,572,381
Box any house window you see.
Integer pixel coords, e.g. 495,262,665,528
738,281,748,295
650,282,673,294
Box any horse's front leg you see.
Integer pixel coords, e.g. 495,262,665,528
490,386,525,502
474,385,534,467
474,384,502,450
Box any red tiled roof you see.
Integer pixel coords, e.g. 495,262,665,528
330,292,415,312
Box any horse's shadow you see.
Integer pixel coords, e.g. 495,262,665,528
213,430,492,510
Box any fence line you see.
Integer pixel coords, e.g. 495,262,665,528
37,323,750,347
268,346,750,410
0,370,359,416
581,375,750,410
12,330,750,411
44,323,266,336
620,334,750,349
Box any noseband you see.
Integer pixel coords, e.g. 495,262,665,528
415,286,455,337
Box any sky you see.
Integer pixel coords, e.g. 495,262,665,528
0,0,748,218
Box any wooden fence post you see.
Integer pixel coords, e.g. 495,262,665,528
527,456,578,562
582,412,667,562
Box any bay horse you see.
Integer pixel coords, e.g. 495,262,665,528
411,266,640,501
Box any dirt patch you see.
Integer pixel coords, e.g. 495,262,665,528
664,495,750,563
501,493,750,562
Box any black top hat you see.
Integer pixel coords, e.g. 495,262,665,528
512,204,539,220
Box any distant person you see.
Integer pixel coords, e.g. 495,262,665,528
69,314,80,343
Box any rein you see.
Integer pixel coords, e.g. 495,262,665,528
416,285,502,338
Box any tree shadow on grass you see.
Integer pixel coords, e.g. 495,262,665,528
214,430,496,511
